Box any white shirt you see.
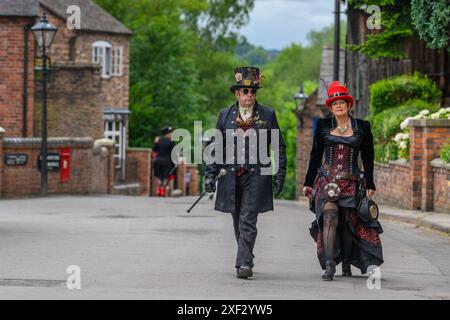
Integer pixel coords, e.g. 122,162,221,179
239,104,254,121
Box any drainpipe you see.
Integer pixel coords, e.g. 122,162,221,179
333,0,340,81
22,24,32,137
440,48,447,100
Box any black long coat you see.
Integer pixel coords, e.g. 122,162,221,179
205,102,287,214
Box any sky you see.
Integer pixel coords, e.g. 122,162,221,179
239,0,342,50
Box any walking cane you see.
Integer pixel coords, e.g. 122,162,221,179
186,168,226,214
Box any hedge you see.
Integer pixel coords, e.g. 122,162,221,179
371,100,440,163
440,142,450,164
368,72,441,119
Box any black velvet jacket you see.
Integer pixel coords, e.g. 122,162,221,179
303,116,376,190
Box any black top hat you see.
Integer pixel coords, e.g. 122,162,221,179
230,66,262,93
161,126,173,135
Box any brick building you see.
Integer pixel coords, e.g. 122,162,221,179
0,0,199,198
1,0,132,180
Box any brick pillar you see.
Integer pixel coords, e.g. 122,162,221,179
186,164,199,196
142,149,151,196
93,138,115,194
409,119,450,211
409,125,423,209
0,127,4,197
296,114,314,200
176,161,187,195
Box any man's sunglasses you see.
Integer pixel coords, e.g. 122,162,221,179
241,88,257,95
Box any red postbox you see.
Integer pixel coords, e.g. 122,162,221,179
60,147,71,182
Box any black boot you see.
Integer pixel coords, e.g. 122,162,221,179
236,266,253,279
342,260,352,277
322,261,336,281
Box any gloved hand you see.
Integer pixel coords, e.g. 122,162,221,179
303,186,312,199
205,177,216,193
274,179,284,196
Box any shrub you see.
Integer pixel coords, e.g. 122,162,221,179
440,142,450,164
374,141,399,163
429,107,450,120
371,99,440,146
368,73,441,118
393,132,410,160
375,105,448,163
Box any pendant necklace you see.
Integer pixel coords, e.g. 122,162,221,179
337,118,350,134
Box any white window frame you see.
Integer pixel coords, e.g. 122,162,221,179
93,41,123,78
111,47,123,76
104,119,126,169
93,40,112,78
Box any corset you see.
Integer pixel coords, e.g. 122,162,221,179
322,119,364,177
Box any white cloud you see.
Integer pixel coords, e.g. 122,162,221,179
239,0,339,50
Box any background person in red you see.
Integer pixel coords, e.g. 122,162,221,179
153,126,176,197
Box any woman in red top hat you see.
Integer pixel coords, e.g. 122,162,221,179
303,81,383,281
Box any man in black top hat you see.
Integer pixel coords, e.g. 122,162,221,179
153,126,176,197
205,67,287,279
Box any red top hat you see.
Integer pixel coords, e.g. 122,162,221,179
325,81,354,108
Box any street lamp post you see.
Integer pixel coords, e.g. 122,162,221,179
294,84,308,129
31,13,58,196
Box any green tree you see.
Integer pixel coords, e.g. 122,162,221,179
235,37,274,65
348,0,415,59
185,0,255,50
95,0,254,146
411,0,450,50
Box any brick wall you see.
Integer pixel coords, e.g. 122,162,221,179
1,137,92,197
74,33,130,110
0,17,36,137
43,10,77,64
0,132,115,197
34,63,104,139
373,160,413,209
409,119,450,212
367,120,449,212
431,159,450,213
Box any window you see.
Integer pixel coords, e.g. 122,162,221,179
105,120,127,168
104,119,126,169
104,109,130,178
111,47,123,76
93,41,123,78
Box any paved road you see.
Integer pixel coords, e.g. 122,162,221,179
0,195,449,299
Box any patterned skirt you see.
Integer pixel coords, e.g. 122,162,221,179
309,172,384,274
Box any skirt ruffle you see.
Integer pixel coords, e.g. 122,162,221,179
309,173,384,274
